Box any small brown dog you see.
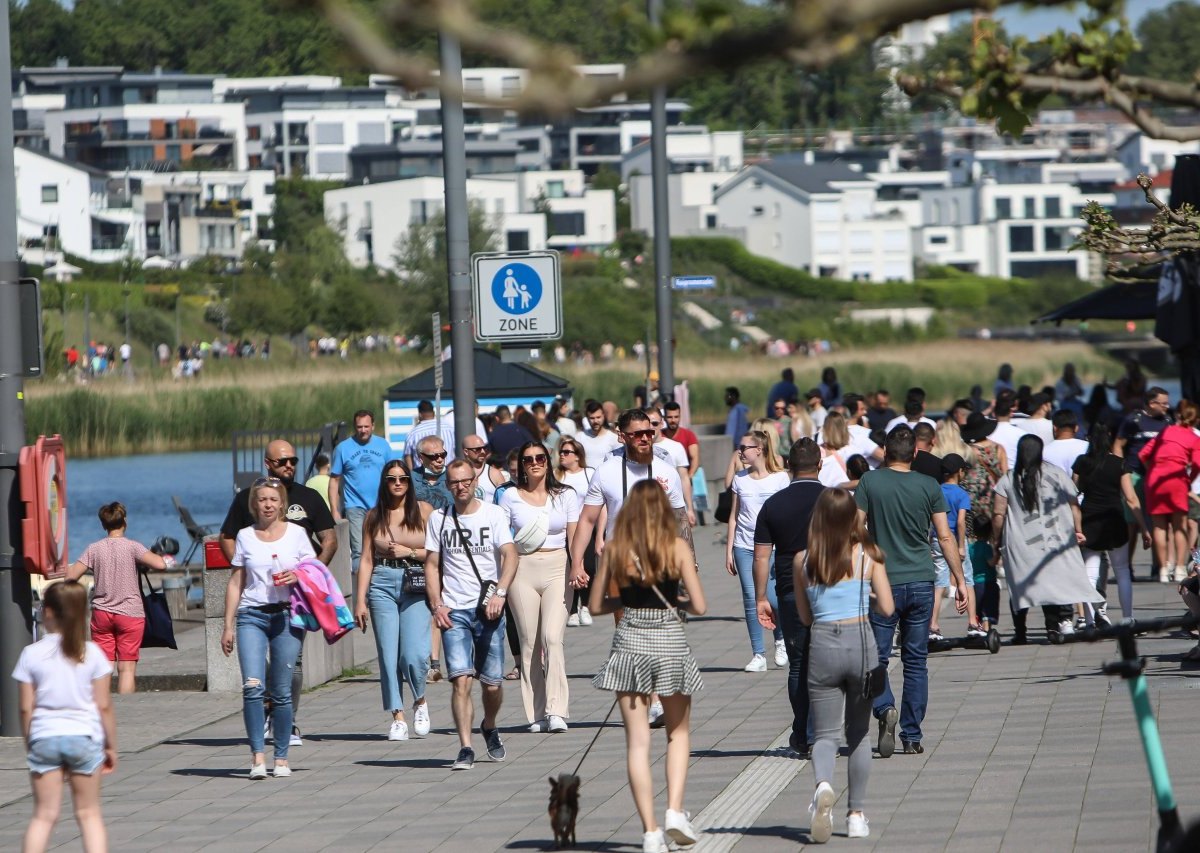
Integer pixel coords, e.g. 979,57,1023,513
548,773,580,848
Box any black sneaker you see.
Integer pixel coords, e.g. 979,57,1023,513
901,741,924,755
789,731,809,759
877,707,898,758
481,726,506,762
1010,632,1028,646
451,747,475,770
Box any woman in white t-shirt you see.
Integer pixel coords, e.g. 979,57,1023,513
555,436,597,626
726,429,791,673
817,412,853,487
14,580,116,852
221,477,315,780
500,441,582,732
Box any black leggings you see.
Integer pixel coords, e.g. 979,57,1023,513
1010,603,1074,636
569,539,598,614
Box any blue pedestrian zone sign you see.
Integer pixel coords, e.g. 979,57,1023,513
473,250,563,343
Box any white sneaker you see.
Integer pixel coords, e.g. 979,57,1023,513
1175,564,1189,583
1058,620,1076,636
388,720,409,741
1161,566,1172,583
809,781,835,843
413,703,430,738
249,762,267,780
579,606,593,626
289,726,302,747
272,764,291,778
547,715,568,733
847,812,870,838
567,611,581,627
648,700,665,729
665,809,698,846
744,654,767,673
774,639,788,667
642,829,668,853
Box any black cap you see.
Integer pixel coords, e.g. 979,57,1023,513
805,388,822,400
941,453,967,476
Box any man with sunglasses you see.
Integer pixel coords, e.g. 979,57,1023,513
218,439,337,748
412,435,452,511
404,399,458,470
462,436,504,503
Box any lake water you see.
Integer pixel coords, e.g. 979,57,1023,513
66,451,236,560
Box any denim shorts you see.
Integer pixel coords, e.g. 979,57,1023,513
27,735,105,775
933,554,950,589
442,608,506,686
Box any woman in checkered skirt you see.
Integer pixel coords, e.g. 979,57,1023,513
590,480,707,853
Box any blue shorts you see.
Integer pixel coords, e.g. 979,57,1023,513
442,608,506,686
27,735,105,775
933,555,950,589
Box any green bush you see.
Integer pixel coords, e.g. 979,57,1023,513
127,308,174,348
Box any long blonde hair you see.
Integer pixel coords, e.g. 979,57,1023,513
606,480,679,587
787,405,814,442
751,417,784,470
933,418,976,466
820,411,850,452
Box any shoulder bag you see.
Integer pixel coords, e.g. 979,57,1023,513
139,569,178,650
445,506,501,624
858,547,886,700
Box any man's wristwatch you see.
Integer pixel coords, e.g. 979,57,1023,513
495,587,508,598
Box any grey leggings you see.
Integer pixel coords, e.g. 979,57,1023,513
807,621,877,811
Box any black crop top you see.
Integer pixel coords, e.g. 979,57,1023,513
619,578,681,609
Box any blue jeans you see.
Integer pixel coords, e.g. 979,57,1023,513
346,506,368,576
869,581,933,745
776,590,813,747
26,736,105,775
733,546,782,655
237,607,304,760
367,566,432,711
443,608,506,686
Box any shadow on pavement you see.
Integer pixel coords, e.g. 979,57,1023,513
355,758,451,769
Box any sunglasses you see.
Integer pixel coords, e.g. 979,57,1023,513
737,444,761,453
385,475,411,484
559,449,577,456
253,476,284,487
648,422,663,428
625,429,655,441
522,453,548,465
464,445,489,453
447,477,475,487
421,451,448,460
267,455,299,466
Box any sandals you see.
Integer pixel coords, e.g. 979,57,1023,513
504,667,521,681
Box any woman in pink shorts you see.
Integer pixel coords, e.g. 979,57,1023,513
67,502,172,693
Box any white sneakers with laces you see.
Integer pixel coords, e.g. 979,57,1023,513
809,781,835,843
578,606,594,626
665,809,698,846
774,639,788,667
642,830,668,853
413,703,430,738
847,812,870,838
744,654,767,673
388,719,409,741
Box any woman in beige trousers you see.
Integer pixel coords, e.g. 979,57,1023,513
499,440,581,732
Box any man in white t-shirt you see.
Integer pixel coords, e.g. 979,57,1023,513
648,408,696,526
575,400,621,463
424,460,519,771
884,389,937,434
1015,393,1055,445
1043,409,1090,474
990,392,1026,471
842,394,885,467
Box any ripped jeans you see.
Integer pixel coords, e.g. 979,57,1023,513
237,607,303,760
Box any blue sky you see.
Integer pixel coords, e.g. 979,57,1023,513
995,0,1176,39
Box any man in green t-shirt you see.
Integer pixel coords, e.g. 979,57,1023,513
855,426,972,757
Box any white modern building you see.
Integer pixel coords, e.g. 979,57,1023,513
620,130,744,179
713,162,914,281
629,171,737,237
1117,131,1200,179
325,177,548,272
15,146,145,263
134,170,275,260
486,170,615,250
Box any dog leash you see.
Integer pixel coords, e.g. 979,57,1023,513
572,696,621,777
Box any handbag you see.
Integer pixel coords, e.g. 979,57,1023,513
714,488,734,524
858,547,886,700
139,569,178,650
401,561,426,595
448,507,501,624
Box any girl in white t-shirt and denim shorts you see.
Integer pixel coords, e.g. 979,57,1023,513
13,580,117,852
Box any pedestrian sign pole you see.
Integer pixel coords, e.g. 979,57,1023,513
432,312,443,435
472,250,562,360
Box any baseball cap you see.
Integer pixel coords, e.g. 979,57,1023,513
941,453,967,477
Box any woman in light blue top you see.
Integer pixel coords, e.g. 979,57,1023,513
794,489,894,843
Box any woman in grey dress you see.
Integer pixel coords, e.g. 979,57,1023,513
992,435,1102,644
590,480,707,853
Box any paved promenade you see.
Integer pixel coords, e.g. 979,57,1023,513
1,528,1197,851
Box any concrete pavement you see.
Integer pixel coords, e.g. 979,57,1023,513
1,526,1197,851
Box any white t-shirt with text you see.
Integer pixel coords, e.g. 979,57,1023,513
426,503,514,611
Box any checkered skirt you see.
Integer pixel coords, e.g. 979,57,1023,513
592,608,704,696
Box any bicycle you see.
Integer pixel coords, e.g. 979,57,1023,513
1061,613,1200,852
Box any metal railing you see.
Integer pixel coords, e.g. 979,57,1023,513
230,421,347,492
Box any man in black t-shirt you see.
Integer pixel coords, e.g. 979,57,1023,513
752,438,825,757
1114,387,1171,579
218,439,337,747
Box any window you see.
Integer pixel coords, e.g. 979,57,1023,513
1045,197,1061,218
1009,225,1035,253
751,206,764,217
773,203,781,218
314,123,344,145
995,198,1011,220
549,211,586,236
247,125,261,141
1044,225,1073,251
931,201,942,225
848,231,872,253
1024,198,1036,219
41,184,57,203
315,152,347,175
363,201,373,226
357,123,386,145
929,234,949,245
705,213,717,229
546,180,565,199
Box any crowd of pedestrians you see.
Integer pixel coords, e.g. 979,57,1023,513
31,360,1200,852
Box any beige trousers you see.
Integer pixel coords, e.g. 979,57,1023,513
508,548,571,722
